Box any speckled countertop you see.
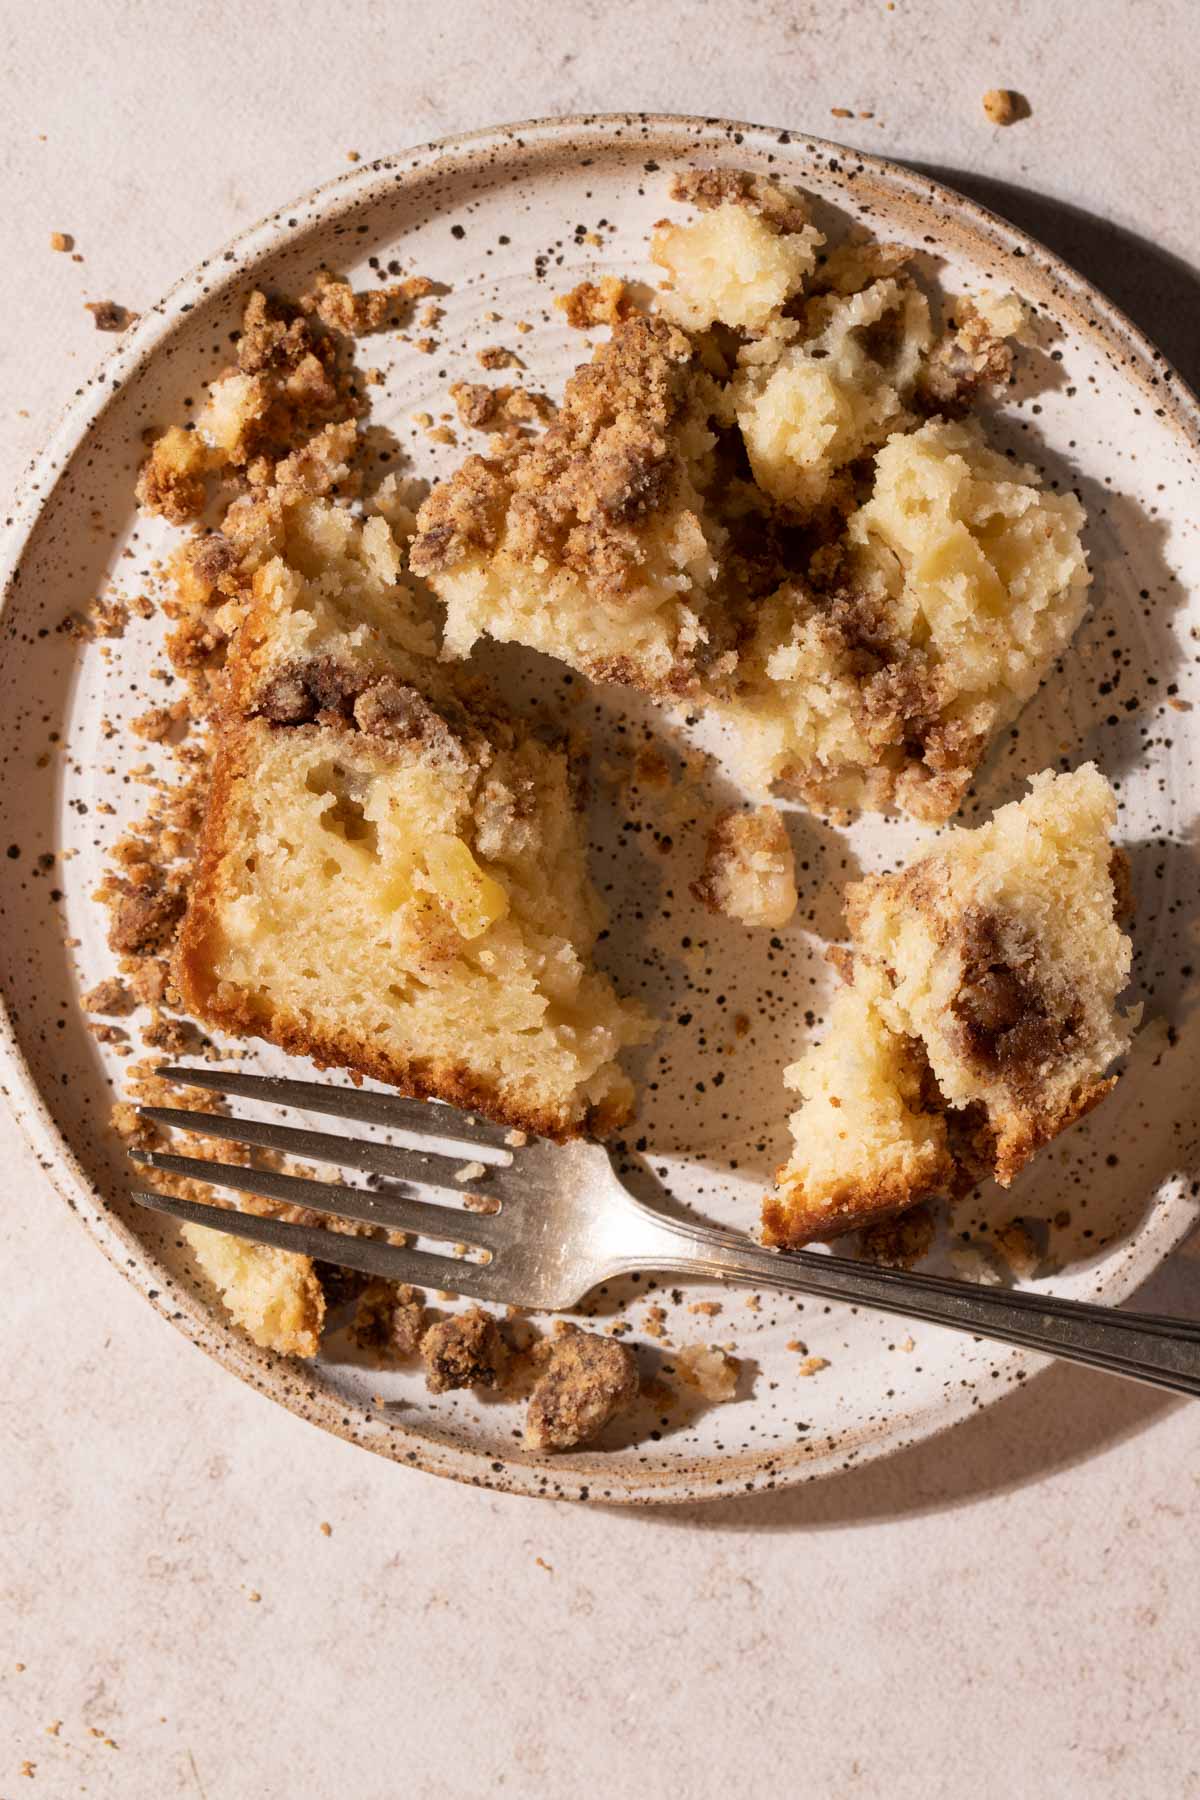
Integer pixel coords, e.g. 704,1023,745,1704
3,4,1199,1795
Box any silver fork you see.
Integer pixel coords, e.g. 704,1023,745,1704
129,1066,1200,1398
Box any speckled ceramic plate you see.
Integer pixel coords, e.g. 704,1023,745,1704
2,114,1198,1505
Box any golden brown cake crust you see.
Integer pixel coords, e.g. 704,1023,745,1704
762,1088,958,1247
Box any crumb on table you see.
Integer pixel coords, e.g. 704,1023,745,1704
982,88,1028,125
85,299,136,331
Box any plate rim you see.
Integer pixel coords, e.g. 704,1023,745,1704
2,110,1198,1507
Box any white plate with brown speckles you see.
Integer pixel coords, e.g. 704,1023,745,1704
2,114,1198,1506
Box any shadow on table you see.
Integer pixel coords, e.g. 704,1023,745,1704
915,165,1200,394
648,1246,1197,1534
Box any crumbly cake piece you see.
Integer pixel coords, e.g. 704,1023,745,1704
413,172,1082,823
524,1326,640,1451
181,1222,325,1356
674,1342,741,1402
763,983,958,1245
136,290,361,524
692,805,797,928
765,766,1136,1246
217,480,439,723
732,276,933,511
652,173,821,332
719,417,1090,820
410,314,730,697
160,419,374,703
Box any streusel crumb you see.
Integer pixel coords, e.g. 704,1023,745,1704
555,276,635,330
524,1326,639,1451
421,1307,509,1394
352,1280,427,1359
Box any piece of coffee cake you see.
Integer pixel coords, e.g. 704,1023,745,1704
764,765,1137,1246
412,172,1084,824
173,486,650,1137
719,417,1090,820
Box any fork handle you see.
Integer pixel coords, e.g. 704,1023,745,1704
638,1222,1200,1398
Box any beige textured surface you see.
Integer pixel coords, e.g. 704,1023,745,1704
3,4,1200,1795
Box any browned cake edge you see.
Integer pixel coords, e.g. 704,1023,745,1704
760,1147,956,1249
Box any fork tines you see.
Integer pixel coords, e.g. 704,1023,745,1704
130,1066,525,1302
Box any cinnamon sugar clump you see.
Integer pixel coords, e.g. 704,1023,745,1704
449,381,553,434
667,168,813,235
299,268,436,336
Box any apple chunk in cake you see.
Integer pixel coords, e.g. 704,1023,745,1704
176,707,649,1139
764,765,1136,1246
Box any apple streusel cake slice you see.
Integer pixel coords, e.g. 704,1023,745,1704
175,492,651,1138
